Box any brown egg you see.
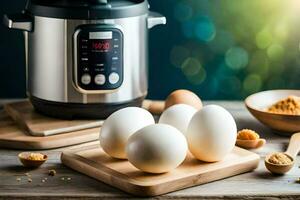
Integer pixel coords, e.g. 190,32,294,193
165,90,203,110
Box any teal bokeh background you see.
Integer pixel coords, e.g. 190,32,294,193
1,0,300,100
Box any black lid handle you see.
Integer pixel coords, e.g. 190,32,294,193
89,0,108,4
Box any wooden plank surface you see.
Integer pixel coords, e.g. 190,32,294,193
0,101,300,199
3,100,163,136
0,110,100,149
61,145,259,196
4,101,103,136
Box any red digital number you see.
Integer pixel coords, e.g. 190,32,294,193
92,41,110,50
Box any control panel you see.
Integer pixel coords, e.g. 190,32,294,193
74,25,123,92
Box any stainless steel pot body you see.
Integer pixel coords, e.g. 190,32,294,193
4,11,166,118
28,15,148,104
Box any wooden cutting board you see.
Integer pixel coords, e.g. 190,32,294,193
0,111,100,150
4,101,104,136
61,144,260,197
3,100,164,137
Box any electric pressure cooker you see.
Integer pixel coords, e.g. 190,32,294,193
3,0,166,119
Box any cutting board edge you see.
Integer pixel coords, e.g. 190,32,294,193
4,103,31,133
0,127,100,150
61,146,260,197
0,136,98,150
4,101,104,136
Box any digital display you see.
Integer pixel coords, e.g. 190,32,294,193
91,40,112,51
89,31,112,40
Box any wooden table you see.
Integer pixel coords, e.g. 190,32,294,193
0,100,300,199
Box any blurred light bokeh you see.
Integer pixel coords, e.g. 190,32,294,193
148,0,300,100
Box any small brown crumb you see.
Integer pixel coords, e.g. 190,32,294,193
268,153,293,165
16,177,21,182
237,129,260,140
27,178,32,183
48,169,56,176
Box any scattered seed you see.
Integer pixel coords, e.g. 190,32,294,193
61,177,65,181
48,169,56,176
44,177,48,180
16,177,21,182
42,179,45,183
67,177,71,181
28,178,32,183
25,173,31,177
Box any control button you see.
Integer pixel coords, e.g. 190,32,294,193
81,58,88,61
112,57,119,61
81,74,91,85
95,74,106,85
109,72,120,85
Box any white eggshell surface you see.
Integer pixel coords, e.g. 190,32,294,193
158,104,197,136
126,124,188,174
186,105,237,162
100,107,155,159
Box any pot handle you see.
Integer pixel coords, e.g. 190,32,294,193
147,11,166,29
3,13,33,32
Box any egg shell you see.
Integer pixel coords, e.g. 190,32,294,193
165,90,203,110
158,104,197,136
186,105,237,162
100,107,155,159
126,124,188,174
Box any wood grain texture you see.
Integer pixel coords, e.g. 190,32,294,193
1,101,300,199
3,100,163,136
0,110,100,149
4,101,103,136
61,145,260,196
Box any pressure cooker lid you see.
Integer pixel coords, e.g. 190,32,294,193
25,0,149,19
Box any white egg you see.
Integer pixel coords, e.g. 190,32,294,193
126,124,188,174
186,105,237,162
100,107,155,159
158,104,197,136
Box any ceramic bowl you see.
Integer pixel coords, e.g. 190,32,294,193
245,90,300,135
